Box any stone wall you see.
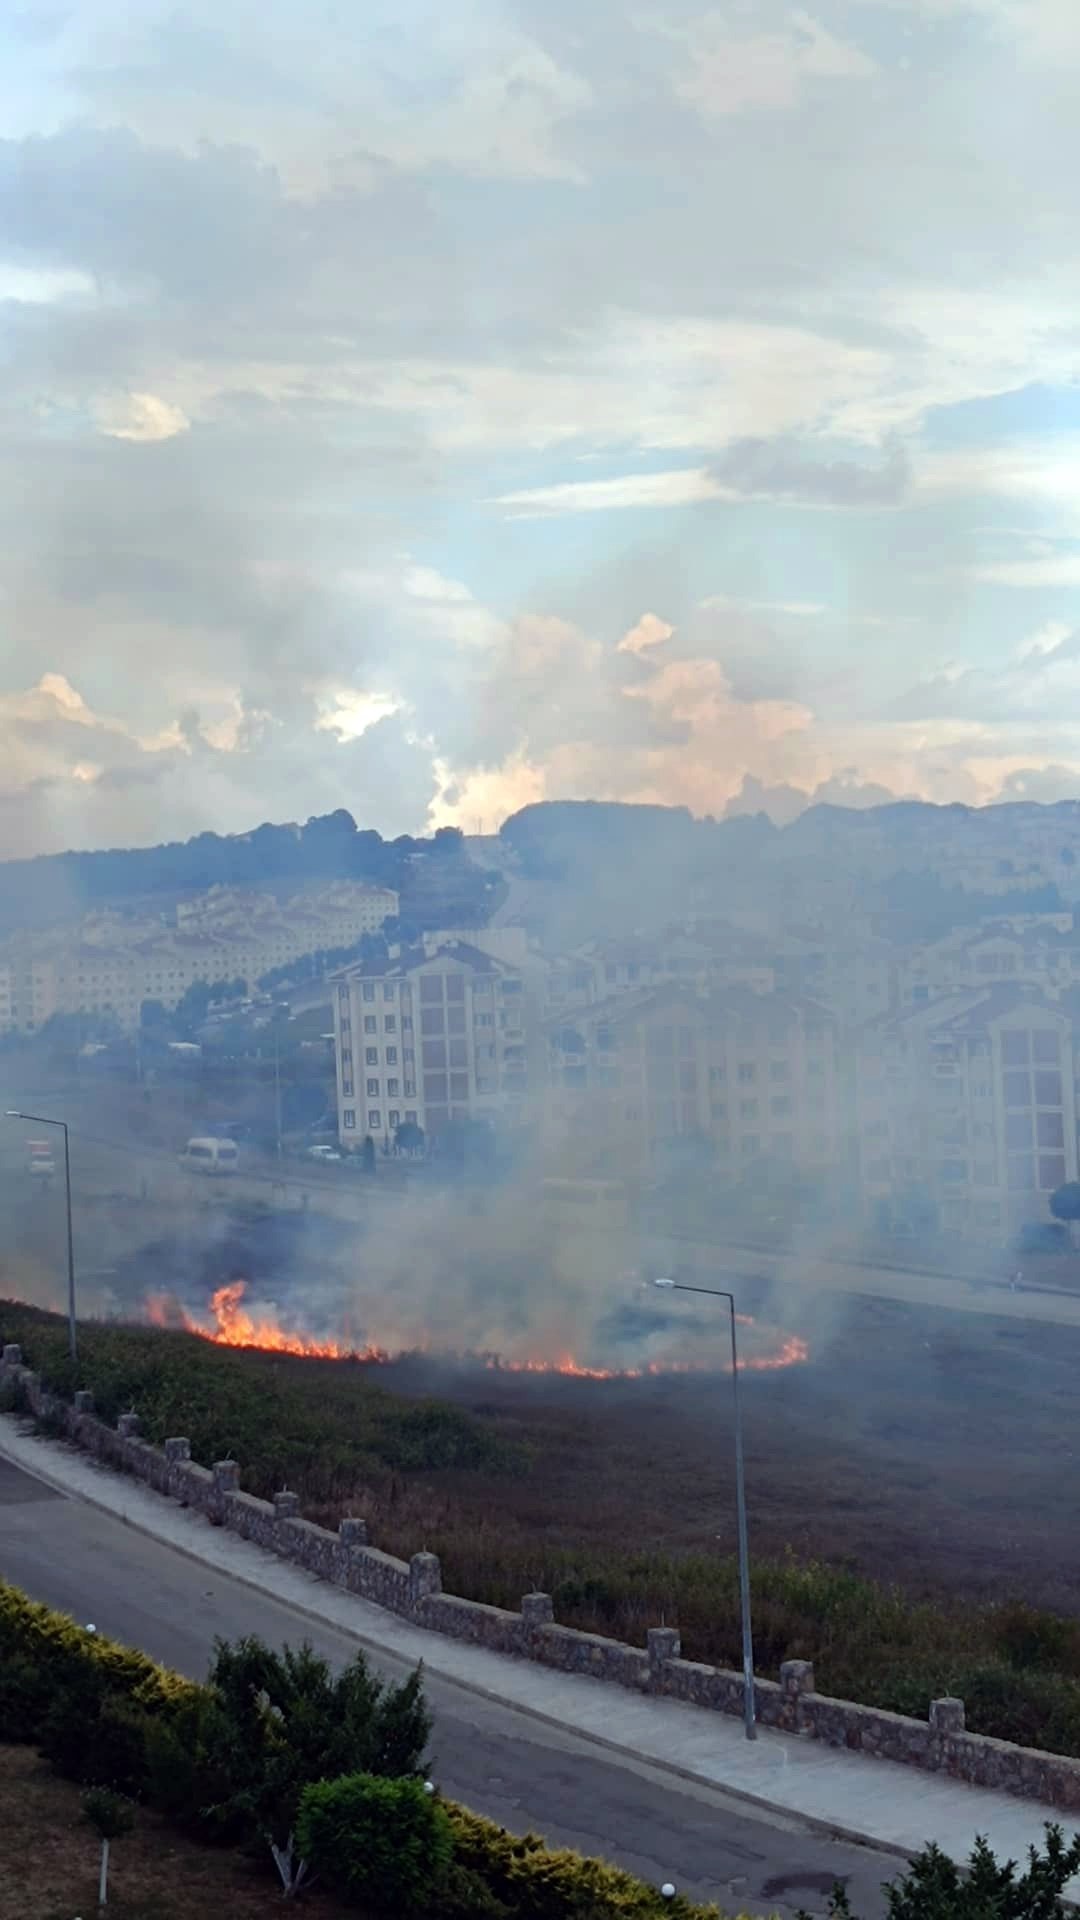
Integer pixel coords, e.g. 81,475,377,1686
6,1342,1080,1813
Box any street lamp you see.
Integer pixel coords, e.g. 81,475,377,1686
7,1110,78,1365
653,1275,756,1739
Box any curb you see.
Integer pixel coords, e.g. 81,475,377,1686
0,1417,910,1866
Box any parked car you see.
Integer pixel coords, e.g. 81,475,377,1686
305,1143,342,1163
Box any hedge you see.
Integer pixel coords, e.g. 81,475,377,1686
0,1579,733,1919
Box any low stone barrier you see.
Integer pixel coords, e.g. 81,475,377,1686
5,1341,1080,1813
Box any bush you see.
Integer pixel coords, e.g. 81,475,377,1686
297,1772,454,1910
40,1690,153,1795
0,1580,196,1727
444,1804,720,1920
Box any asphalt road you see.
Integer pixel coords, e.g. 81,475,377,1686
0,1455,902,1919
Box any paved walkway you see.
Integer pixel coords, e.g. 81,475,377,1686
2,1415,1078,1891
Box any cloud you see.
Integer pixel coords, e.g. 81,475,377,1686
94,391,190,441
652,6,877,119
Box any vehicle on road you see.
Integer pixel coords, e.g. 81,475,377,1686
305,1143,342,1163
178,1136,240,1176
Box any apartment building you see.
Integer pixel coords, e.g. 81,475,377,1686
0,881,399,1034
544,985,713,1175
332,940,531,1147
900,924,1080,1009
856,987,1078,1238
705,988,841,1175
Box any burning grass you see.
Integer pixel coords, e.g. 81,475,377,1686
13,1296,1080,1760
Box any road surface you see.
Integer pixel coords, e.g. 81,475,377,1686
0,1454,900,1918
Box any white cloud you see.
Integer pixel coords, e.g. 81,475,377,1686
617,612,675,655
650,6,876,119
94,391,191,442
494,468,720,517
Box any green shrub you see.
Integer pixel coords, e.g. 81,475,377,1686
297,1772,454,1910
0,1580,197,1725
444,1804,721,1920
40,1690,153,1795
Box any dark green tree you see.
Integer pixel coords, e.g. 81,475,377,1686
804,1827,1080,1920
361,1133,376,1173
1050,1182,1080,1224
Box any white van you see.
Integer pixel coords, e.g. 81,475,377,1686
179,1136,239,1176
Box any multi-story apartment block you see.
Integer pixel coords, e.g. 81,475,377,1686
900,923,1080,1009
544,985,713,1174
0,882,399,1034
856,987,1078,1238
332,940,532,1148
705,988,841,1175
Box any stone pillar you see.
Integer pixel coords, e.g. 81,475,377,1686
213,1460,240,1494
779,1659,816,1733
164,1436,191,1463
647,1626,682,1675
930,1696,965,1735
339,1515,368,1545
521,1592,554,1631
73,1390,94,1415
2,1344,22,1366
409,1551,442,1603
274,1490,301,1520
117,1412,140,1438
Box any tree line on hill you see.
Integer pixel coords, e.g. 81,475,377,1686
0,810,498,935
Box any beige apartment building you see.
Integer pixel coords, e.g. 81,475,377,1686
332,940,531,1148
856,986,1079,1239
0,881,398,1034
544,985,713,1176
705,988,841,1175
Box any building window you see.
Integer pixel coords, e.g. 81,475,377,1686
740,1098,758,1118
386,1046,398,1066
343,1109,356,1129
404,1081,416,1097
362,983,375,1002
383,983,395,1001
367,1079,379,1097
338,985,349,1007
342,1078,354,1096
769,1061,790,1081
387,1077,399,1096
737,1062,756,1084
770,1096,792,1117
340,1045,352,1064
389,1110,400,1129
384,1015,396,1033
366,1047,378,1066
368,1111,381,1131
420,976,443,1004
1006,1112,1032,1151
1002,1030,1029,1067
1007,1155,1035,1191
938,1159,968,1184
741,1134,760,1156
364,1015,377,1034
1035,1071,1063,1107
1004,1072,1031,1108
405,1110,417,1124
1040,1155,1067,1191
1033,1030,1060,1064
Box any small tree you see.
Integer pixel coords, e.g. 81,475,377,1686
297,1773,453,1910
803,1826,1080,1920
361,1133,376,1173
191,1637,431,1896
1050,1182,1080,1225
82,1787,135,1908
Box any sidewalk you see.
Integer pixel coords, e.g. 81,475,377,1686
3,1415,1079,1892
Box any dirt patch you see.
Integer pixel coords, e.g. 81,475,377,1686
0,1745,361,1920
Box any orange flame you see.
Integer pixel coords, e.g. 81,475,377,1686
151,1281,808,1378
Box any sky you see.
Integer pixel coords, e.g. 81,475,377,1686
6,0,1080,854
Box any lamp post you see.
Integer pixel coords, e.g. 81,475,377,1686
653,1275,756,1739
7,1109,78,1365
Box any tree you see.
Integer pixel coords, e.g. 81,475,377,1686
175,1636,431,1897
139,998,170,1031
296,1773,452,1911
1050,1182,1080,1224
82,1787,135,1908
395,1119,425,1156
361,1134,376,1174
803,1827,1080,1920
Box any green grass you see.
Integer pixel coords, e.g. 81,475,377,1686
0,1299,526,1507
9,1299,1080,1761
